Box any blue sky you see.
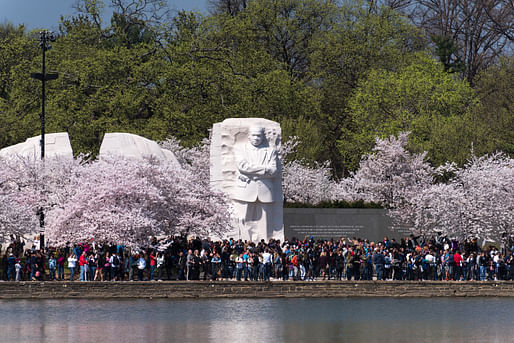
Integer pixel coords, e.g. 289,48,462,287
1,0,208,31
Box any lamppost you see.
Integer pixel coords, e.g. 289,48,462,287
30,30,59,251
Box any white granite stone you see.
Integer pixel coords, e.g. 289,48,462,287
0,132,73,159
210,118,284,242
99,132,180,167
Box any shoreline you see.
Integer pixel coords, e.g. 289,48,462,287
1,280,513,299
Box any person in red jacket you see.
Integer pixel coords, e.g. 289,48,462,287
79,251,89,282
149,251,157,281
453,250,463,281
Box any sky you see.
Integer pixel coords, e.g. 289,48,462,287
0,0,209,31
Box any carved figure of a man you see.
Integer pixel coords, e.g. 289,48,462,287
232,126,279,242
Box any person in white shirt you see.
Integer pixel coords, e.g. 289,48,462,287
67,253,77,281
15,261,23,281
137,254,146,281
156,253,165,281
262,249,272,281
235,254,244,281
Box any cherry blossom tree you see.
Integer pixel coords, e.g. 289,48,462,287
0,158,36,239
160,136,211,184
394,182,467,237
139,156,232,239
0,155,80,241
404,153,514,239
46,156,232,248
282,160,337,204
0,191,37,241
456,153,514,238
46,157,162,247
347,133,514,240
3,132,511,246
280,137,342,204
349,132,435,208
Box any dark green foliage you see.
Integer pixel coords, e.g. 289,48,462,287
432,35,465,73
0,0,511,170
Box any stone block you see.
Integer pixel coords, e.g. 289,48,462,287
0,132,73,160
99,132,180,167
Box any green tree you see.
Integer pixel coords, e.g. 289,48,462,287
470,56,514,156
309,1,426,174
0,23,40,149
432,34,465,73
154,6,326,150
341,53,478,169
0,1,169,156
2,0,508,176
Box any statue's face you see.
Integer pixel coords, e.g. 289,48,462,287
248,130,263,147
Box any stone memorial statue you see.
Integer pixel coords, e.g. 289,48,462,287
210,118,283,242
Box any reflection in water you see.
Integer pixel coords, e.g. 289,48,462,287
0,298,512,343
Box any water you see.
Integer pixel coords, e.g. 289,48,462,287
0,298,512,343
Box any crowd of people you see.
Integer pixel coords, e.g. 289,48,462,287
2,234,514,282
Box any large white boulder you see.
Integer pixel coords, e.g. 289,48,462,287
99,132,180,167
0,132,73,160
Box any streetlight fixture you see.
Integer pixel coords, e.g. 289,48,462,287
30,30,59,251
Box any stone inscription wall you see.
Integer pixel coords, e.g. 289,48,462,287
284,208,412,241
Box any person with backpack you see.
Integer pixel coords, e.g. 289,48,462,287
361,248,373,280
111,253,120,281
478,251,488,281
252,253,260,281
